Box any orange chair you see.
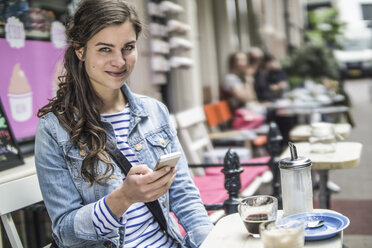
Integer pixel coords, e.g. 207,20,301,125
207,100,269,156
203,102,256,148
216,101,232,123
203,103,220,128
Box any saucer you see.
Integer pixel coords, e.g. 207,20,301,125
277,211,350,241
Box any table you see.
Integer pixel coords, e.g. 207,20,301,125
289,123,351,142
0,156,42,248
280,142,362,208
201,210,343,248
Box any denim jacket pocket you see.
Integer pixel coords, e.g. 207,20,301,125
137,126,175,170
146,128,173,149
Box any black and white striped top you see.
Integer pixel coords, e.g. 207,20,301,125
91,105,178,248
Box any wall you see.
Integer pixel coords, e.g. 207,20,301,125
126,0,162,101
167,0,202,112
196,0,220,103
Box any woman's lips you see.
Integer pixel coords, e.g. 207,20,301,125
106,70,126,77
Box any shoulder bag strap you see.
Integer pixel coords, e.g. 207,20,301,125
106,141,168,234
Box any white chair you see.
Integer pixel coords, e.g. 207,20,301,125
0,156,44,248
174,107,252,176
174,107,271,192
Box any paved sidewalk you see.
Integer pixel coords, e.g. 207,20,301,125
330,78,372,200
329,78,372,248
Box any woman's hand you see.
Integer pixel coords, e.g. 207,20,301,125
106,165,177,218
122,165,177,204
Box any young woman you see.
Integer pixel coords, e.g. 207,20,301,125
222,52,257,112
35,0,213,247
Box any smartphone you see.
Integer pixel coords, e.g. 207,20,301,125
154,151,182,171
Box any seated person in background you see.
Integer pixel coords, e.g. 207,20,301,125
247,47,272,103
222,52,257,112
223,51,266,130
264,53,289,101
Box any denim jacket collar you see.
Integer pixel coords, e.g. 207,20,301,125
102,84,149,141
121,83,148,118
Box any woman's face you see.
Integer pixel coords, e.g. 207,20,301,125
76,21,137,93
235,53,248,73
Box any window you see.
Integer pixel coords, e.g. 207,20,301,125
361,4,372,20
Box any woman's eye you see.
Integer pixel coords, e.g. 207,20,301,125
99,47,111,52
124,45,134,51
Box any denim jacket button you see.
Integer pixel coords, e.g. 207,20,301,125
79,149,87,156
159,138,166,145
135,143,142,151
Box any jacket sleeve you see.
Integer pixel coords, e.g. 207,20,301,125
157,103,213,248
34,116,122,247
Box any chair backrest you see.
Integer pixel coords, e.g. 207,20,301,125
0,174,42,216
0,157,43,248
203,103,219,128
175,107,219,175
216,100,233,123
203,101,233,132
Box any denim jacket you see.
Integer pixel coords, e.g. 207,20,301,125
35,84,213,248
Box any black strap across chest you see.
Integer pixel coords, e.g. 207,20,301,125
105,141,168,234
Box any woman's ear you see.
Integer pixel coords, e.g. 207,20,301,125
75,48,84,61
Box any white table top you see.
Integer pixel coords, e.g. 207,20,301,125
0,156,36,185
201,210,343,248
280,142,362,170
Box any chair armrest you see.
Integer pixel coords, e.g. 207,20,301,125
188,162,268,168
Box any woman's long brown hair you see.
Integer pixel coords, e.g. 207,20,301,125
37,0,142,184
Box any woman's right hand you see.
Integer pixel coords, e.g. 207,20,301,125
106,164,177,218
121,164,177,204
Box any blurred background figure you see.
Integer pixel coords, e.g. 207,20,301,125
247,47,289,103
222,52,257,112
247,47,264,79
264,53,289,101
247,47,272,103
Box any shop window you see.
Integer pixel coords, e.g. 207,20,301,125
0,0,72,40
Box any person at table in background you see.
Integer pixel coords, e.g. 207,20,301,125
34,0,213,247
222,51,257,112
247,47,272,103
264,53,289,101
222,52,267,130
248,47,293,148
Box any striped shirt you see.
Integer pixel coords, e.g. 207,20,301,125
92,105,178,248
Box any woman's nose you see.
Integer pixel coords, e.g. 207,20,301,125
111,52,126,67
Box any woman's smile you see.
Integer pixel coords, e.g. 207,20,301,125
106,69,126,78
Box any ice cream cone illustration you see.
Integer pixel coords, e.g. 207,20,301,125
8,63,33,122
52,60,64,97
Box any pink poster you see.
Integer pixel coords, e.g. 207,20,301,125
0,38,65,140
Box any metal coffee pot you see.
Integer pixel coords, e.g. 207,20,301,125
279,142,313,217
